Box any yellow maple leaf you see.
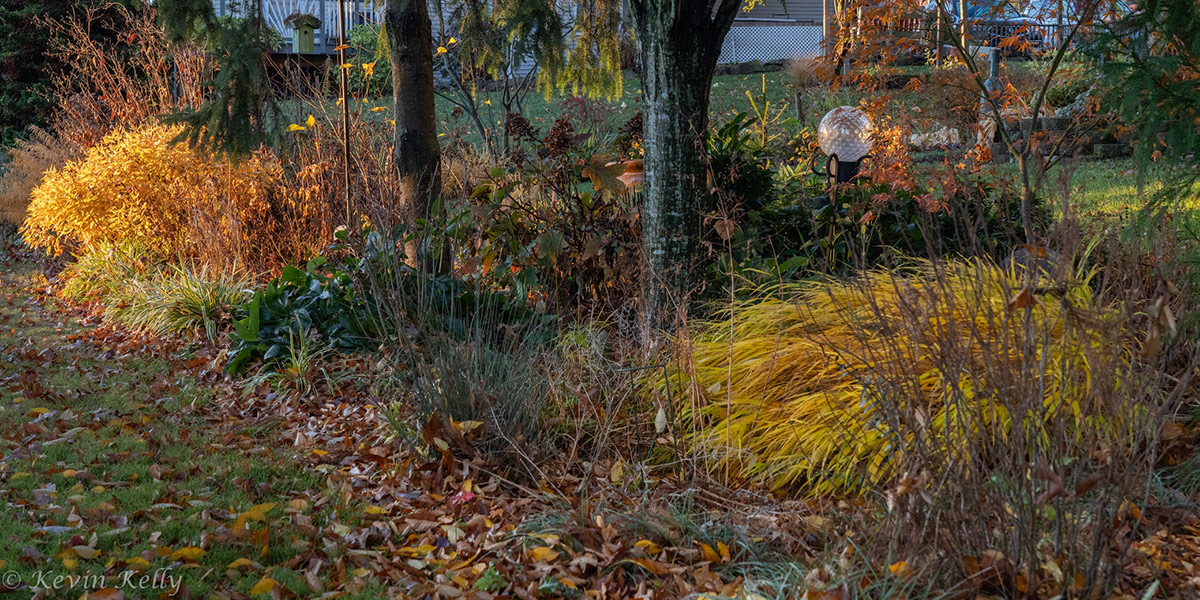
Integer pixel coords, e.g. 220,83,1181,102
528,546,559,562
305,114,316,129
436,46,448,55
171,547,207,561
248,577,277,595
243,502,277,521
125,556,150,570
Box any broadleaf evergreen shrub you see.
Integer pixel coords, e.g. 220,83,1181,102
226,255,375,373
226,227,551,373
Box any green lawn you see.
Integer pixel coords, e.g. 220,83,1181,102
0,256,386,598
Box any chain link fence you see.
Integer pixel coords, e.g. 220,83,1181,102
718,23,823,64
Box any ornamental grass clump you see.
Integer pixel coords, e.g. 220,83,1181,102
671,259,1134,496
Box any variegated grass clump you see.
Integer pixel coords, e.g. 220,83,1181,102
671,259,1129,495
59,239,251,343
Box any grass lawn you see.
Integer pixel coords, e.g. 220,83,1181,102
0,254,386,597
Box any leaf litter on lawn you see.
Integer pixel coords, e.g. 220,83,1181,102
4,237,1200,600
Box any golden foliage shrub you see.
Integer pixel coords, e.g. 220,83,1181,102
668,261,1128,495
21,124,281,261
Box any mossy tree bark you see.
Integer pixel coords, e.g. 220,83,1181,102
385,0,444,270
628,1,741,338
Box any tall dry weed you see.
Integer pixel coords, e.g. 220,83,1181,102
0,127,78,226
0,3,210,228
44,3,209,149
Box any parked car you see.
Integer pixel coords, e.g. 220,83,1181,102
923,0,1047,56
1021,0,1135,49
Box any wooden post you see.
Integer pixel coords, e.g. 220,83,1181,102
935,4,943,64
959,0,968,48
337,0,351,223
822,0,830,58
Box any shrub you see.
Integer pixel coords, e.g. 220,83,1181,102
227,226,551,373
347,24,391,96
1046,79,1091,110
1,4,211,228
459,116,642,314
715,172,1038,289
227,255,375,373
21,123,281,259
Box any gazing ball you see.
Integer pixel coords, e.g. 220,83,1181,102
817,106,874,162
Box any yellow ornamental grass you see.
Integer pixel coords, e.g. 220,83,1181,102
669,260,1126,495
21,124,280,256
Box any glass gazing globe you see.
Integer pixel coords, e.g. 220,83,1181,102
817,106,874,162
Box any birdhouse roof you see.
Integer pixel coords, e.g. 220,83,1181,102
283,12,321,29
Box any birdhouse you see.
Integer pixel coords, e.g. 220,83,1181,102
284,13,322,54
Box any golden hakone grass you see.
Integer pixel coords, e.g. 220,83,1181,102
667,260,1130,495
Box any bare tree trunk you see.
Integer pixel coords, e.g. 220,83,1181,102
385,0,444,270
629,0,739,341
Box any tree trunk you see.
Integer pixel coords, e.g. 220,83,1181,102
630,0,739,341
385,0,443,270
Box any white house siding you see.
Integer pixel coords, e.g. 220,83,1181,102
233,0,823,68
738,0,824,23
214,0,382,54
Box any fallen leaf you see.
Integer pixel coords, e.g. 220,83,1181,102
243,503,277,521
248,577,277,595
1006,286,1040,311
171,547,206,561
528,546,559,563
